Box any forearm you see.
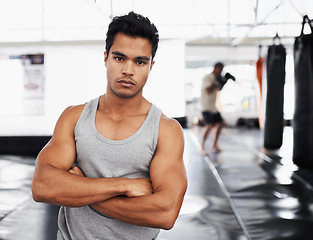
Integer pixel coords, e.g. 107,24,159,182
91,190,182,230
32,164,128,207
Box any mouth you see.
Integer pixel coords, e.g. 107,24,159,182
117,78,135,88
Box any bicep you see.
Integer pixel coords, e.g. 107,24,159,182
150,117,187,198
37,139,76,171
35,106,80,172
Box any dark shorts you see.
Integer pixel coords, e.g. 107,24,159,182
202,111,223,124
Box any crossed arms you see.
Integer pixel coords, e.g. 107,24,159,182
31,105,187,230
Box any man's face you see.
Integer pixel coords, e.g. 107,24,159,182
215,66,223,75
104,33,154,99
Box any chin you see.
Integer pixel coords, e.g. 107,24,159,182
111,87,142,99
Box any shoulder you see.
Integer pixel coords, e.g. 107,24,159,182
202,73,214,86
207,73,215,81
203,73,213,79
62,96,99,119
158,114,184,144
159,114,181,128
59,104,86,122
202,74,209,81
54,103,86,135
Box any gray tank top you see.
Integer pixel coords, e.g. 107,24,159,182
57,96,162,240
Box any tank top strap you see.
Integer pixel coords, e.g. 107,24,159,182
149,104,162,150
75,97,99,131
76,96,162,145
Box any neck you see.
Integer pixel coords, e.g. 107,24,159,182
99,91,148,115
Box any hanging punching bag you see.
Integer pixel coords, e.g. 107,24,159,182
264,35,286,149
256,55,264,129
293,15,313,169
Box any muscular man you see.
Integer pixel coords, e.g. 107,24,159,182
32,12,187,240
200,62,225,154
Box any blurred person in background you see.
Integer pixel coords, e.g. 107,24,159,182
200,62,225,154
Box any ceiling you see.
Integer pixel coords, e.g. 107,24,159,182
1,0,312,43
1,0,312,66
100,0,313,46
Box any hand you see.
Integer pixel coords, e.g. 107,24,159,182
68,166,152,198
68,166,151,197
68,166,84,176
125,178,153,198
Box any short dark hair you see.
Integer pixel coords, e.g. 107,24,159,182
214,62,224,69
105,12,159,60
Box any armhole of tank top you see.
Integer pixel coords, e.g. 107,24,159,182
152,108,162,151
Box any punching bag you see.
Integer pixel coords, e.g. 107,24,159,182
293,15,313,169
256,55,264,129
264,36,286,149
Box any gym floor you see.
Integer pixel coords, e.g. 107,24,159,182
1,126,313,240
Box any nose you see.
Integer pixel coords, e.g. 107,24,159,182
122,60,134,76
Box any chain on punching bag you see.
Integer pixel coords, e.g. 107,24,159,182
264,35,286,149
293,15,313,169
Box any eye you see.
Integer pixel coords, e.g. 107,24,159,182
115,57,124,62
136,60,147,66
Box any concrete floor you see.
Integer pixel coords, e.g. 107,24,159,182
1,126,313,240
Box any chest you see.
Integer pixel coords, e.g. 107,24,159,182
75,114,156,178
95,112,146,140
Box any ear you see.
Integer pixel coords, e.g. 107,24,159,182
104,51,108,66
150,60,155,71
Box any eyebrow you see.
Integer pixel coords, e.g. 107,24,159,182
111,51,150,61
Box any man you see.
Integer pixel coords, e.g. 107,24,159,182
200,62,225,154
32,12,187,240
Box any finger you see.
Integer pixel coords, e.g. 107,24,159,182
71,166,84,176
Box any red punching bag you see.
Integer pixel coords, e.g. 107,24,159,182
256,56,264,129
